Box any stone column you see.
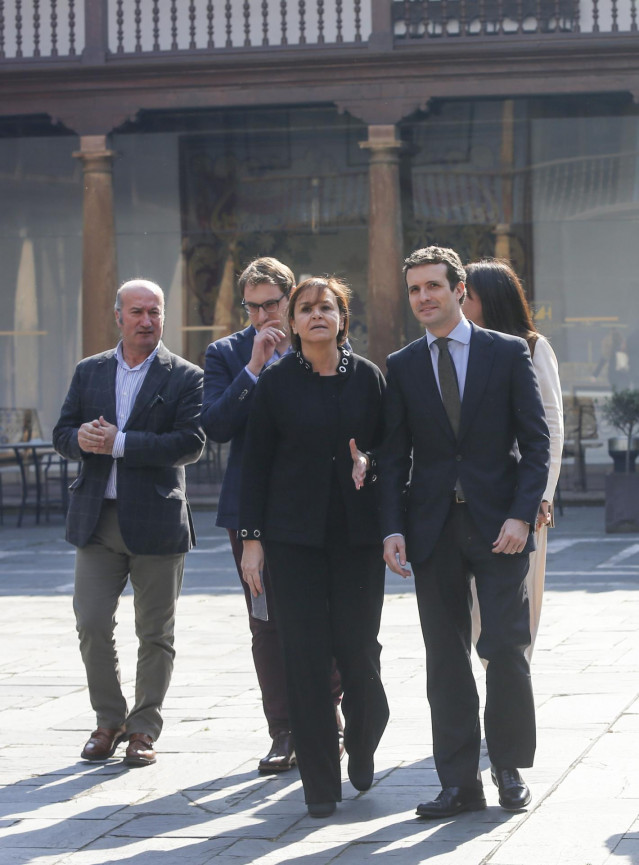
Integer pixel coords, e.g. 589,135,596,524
360,125,404,370
73,135,119,358
495,99,515,260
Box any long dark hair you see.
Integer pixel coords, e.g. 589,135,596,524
465,259,539,352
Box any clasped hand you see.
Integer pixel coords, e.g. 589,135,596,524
78,416,118,455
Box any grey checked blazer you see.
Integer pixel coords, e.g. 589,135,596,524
53,342,205,555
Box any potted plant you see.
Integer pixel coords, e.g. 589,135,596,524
601,389,639,533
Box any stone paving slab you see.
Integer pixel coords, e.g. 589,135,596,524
0,507,638,864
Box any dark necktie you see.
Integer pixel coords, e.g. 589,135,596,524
434,337,461,437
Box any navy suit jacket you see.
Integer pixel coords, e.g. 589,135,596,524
201,326,259,529
53,342,205,555
377,322,550,564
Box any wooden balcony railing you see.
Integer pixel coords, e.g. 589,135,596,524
0,1,636,65
0,1,370,61
392,0,638,38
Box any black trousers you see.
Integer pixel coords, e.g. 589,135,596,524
412,502,535,789
229,530,343,739
264,539,389,805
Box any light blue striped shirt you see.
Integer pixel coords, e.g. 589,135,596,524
104,341,159,499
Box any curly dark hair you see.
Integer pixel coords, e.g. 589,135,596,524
403,246,466,295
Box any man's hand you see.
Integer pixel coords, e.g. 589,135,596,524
246,318,287,377
95,416,117,455
77,419,106,454
383,535,412,578
349,438,369,490
241,540,265,597
536,500,552,531
492,518,529,555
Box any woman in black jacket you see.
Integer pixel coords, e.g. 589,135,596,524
240,276,389,818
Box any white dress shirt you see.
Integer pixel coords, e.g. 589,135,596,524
104,342,159,499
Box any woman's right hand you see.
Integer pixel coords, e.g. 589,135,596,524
241,539,265,597
536,500,552,531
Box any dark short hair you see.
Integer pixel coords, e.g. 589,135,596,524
288,277,351,352
465,258,538,345
238,257,295,298
403,246,466,297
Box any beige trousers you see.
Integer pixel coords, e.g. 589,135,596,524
73,501,185,739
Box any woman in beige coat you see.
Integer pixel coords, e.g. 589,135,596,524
464,259,564,662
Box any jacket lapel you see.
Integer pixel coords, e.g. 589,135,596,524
237,326,256,367
95,351,118,424
459,323,495,442
124,342,172,431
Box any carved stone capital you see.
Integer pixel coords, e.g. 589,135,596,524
72,135,117,171
359,124,403,157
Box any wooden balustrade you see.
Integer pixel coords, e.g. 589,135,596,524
392,0,637,37
0,0,636,64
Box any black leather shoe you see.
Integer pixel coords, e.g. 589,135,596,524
491,766,531,811
416,786,486,818
348,753,374,791
258,731,296,774
307,801,336,818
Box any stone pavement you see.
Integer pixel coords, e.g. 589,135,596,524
0,505,638,865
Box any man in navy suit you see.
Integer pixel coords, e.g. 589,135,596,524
379,247,550,817
202,258,342,773
53,279,204,767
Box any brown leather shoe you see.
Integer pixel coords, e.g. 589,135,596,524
125,732,157,767
81,726,127,761
258,731,296,773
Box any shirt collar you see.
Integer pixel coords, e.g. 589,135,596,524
426,315,472,348
115,341,160,371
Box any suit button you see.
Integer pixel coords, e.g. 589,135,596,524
455,454,462,462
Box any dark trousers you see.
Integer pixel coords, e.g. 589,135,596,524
229,529,342,738
412,503,535,789
229,529,289,737
265,540,389,805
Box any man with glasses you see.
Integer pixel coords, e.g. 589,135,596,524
202,257,342,773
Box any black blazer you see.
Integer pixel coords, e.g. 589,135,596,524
238,351,385,548
53,342,205,555
377,322,550,564
201,325,259,529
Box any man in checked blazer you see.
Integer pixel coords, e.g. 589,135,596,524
380,247,550,818
53,279,204,767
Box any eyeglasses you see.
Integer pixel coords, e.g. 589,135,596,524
241,295,285,317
